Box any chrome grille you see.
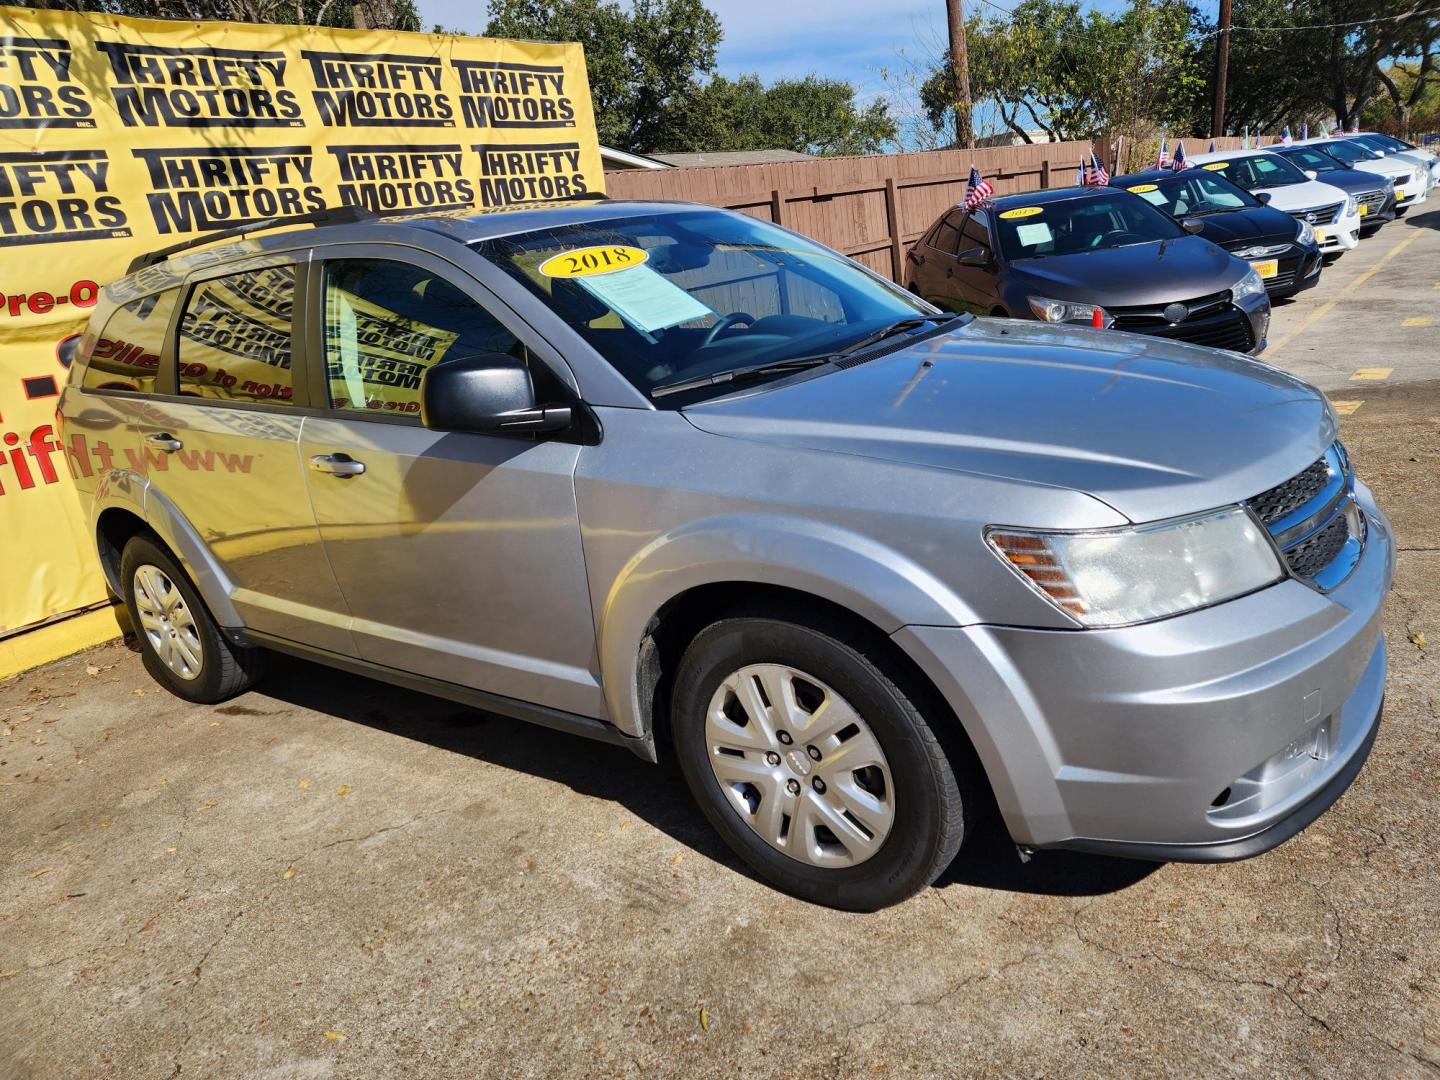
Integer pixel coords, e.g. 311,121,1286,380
1288,201,1343,225
1247,443,1364,590
1357,189,1387,216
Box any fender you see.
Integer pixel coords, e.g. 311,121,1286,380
595,513,982,744
139,481,244,628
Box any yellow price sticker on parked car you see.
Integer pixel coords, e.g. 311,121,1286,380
999,207,1043,219
1250,259,1279,279
1358,202,1370,216
1203,162,1229,171
1127,183,1159,193
539,245,649,279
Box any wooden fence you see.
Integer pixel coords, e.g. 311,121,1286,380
602,135,1306,284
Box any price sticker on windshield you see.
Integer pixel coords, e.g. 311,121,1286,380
1127,183,1159,193
1202,162,1229,171
540,245,648,279
999,206,1043,219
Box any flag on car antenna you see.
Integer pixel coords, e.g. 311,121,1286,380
1155,136,1170,168
1075,158,1086,185
1208,138,1216,153
963,165,994,210
1280,125,1293,146
1084,152,1109,186
1242,127,1251,150
1302,122,1309,140
1170,141,1187,172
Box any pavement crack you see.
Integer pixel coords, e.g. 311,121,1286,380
189,907,244,987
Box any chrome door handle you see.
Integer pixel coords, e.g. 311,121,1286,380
310,453,366,478
144,433,183,453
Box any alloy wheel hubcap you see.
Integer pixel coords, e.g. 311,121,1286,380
132,564,203,681
704,663,895,868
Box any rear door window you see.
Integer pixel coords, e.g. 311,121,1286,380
82,289,180,393
177,265,296,404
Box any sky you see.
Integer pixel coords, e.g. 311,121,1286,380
420,0,952,100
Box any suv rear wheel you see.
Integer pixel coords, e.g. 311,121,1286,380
120,535,266,703
671,607,972,910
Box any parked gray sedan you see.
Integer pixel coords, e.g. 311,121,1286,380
60,199,1392,910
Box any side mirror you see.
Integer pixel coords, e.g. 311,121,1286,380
1180,217,1205,234
1256,191,1273,205
420,353,572,436
956,246,990,267
1304,169,1318,180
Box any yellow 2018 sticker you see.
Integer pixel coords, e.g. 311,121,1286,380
539,245,648,279
1128,183,1159,193
1203,162,1229,171
999,206,1043,219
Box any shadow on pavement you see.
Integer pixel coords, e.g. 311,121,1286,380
251,652,1161,901
1402,206,1440,230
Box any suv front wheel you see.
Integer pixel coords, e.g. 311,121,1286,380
120,535,266,703
672,607,973,910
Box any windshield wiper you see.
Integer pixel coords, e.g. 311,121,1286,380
651,355,836,399
650,314,963,400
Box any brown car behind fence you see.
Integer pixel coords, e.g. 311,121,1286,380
605,136,1258,284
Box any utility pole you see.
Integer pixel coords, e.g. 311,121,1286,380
1210,0,1232,138
947,0,975,149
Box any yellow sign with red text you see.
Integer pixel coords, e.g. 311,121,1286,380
0,7,603,641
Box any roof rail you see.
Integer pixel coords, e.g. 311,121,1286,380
560,191,610,201
125,204,379,274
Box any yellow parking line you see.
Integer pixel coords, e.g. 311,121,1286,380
1267,230,1425,356
1403,317,1434,327
1330,399,1365,415
1350,367,1393,380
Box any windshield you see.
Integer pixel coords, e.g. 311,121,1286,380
1277,147,1342,174
993,191,1184,259
1322,140,1379,165
474,209,930,403
1352,134,1400,155
1119,172,1259,216
1203,153,1308,189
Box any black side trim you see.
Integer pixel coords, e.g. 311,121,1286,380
1043,700,1382,863
241,629,643,755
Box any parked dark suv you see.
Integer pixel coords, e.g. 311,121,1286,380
905,186,1271,352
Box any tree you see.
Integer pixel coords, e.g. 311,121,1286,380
484,0,721,151
1369,56,1439,135
919,0,1200,144
678,75,896,156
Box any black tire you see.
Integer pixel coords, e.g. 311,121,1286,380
120,534,266,704
671,605,974,911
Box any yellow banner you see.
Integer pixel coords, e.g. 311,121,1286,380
0,7,603,637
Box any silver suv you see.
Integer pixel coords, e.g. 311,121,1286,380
59,200,1393,910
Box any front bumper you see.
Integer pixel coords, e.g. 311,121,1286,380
1315,210,1361,252
895,484,1394,858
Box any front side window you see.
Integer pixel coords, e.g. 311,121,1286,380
961,214,992,252
475,209,927,402
83,288,180,393
994,193,1184,259
929,215,963,255
322,259,522,416
177,265,295,404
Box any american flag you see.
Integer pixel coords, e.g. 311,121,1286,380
1280,125,1293,146
1302,122,1309,140
1156,136,1170,168
1170,141,1188,171
1208,139,1217,153
1076,158,1086,185
963,165,994,210
1085,152,1109,186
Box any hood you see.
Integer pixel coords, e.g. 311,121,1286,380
1249,178,1352,211
1193,206,1298,247
1297,168,1383,195
682,318,1336,524
1007,234,1244,307
1352,158,1414,180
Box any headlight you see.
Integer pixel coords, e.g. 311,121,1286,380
1028,295,1110,326
1295,219,1316,245
987,508,1284,627
1232,266,1266,302
1344,195,1358,216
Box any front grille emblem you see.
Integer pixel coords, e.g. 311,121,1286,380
1162,302,1189,323
1304,212,1317,223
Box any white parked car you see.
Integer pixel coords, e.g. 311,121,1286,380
1293,136,1430,213
1349,131,1440,187
1188,149,1361,255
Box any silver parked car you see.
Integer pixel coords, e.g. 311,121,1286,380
59,200,1393,910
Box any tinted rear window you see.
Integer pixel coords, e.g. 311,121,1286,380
82,289,180,394
177,265,296,404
